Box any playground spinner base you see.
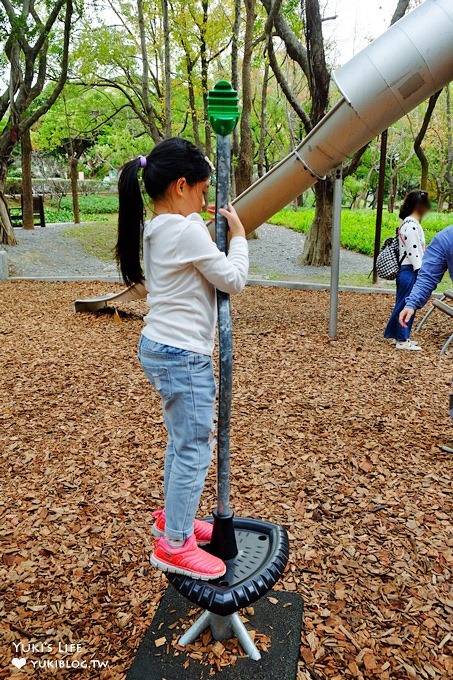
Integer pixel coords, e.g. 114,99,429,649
127,587,303,679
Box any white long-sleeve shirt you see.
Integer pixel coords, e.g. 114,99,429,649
142,212,249,356
398,216,425,271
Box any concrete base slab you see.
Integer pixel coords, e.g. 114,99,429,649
127,588,303,680
0,251,8,280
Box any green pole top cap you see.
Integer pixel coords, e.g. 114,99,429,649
207,80,240,136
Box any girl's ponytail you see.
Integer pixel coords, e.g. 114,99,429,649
116,157,146,285
116,139,211,285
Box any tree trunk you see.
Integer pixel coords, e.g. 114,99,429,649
187,69,201,148
183,45,201,147
354,145,379,209
388,170,398,213
446,83,453,210
137,0,161,142
231,0,241,168
162,0,172,136
200,0,211,159
0,161,17,245
414,90,441,190
257,61,269,178
437,186,445,213
0,1,73,244
301,0,332,265
69,156,80,224
236,0,256,195
21,128,34,230
301,177,334,265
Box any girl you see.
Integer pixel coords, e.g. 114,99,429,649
384,190,430,350
116,138,249,580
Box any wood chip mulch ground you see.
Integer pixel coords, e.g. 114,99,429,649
1,281,452,680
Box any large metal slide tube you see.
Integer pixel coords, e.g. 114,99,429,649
233,0,453,234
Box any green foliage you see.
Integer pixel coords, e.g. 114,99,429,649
59,194,119,214
44,194,118,223
44,208,75,223
343,176,364,206
269,208,453,256
34,84,124,155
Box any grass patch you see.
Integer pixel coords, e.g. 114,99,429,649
268,208,452,256
63,217,117,261
62,212,211,261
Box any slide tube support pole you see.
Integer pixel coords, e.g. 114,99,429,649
329,167,343,339
373,130,388,284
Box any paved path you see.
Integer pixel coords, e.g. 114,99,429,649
3,223,120,279
247,223,373,281
2,221,375,282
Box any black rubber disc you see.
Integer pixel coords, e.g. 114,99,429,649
167,517,289,616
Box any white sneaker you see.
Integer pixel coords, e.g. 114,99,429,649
391,339,419,346
395,340,422,351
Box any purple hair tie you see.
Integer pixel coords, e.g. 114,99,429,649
139,155,147,168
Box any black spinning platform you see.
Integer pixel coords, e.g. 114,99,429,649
167,517,289,616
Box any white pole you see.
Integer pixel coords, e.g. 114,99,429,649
329,167,343,338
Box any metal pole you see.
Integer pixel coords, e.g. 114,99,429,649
214,134,232,518
372,129,388,283
207,80,239,560
329,167,342,338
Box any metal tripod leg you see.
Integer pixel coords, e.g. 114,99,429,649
178,610,261,661
230,612,261,660
179,610,211,646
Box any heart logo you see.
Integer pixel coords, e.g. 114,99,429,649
12,658,27,669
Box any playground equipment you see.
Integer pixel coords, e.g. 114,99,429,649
74,0,453,315
233,0,453,231
73,282,146,313
162,80,289,662
417,289,453,356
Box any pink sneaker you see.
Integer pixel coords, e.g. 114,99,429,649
152,509,213,546
151,535,226,580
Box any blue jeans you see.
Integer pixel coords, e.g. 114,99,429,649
138,335,216,542
384,265,418,341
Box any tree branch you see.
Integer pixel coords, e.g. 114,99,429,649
30,0,65,60
390,0,411,25
414,90,442,189
266,37,311,134
19,0,73,133
261,0,310,79
343,144,369,178
264,0,283,35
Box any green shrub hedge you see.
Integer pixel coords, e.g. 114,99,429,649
268,208,452,256
59,194,119,214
